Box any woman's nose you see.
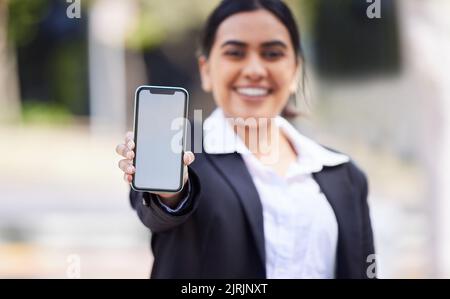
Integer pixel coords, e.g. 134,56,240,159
242,55,267,80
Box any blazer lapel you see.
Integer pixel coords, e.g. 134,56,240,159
205,153,266,268
313,165,363,278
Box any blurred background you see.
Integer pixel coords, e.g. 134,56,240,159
0,0,449,278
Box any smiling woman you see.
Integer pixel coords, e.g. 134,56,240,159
115,0,376,279
199,10,299,119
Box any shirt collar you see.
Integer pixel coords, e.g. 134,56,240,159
203,108,349,173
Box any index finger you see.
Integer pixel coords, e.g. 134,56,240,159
125,131,134,142
125,131,135,149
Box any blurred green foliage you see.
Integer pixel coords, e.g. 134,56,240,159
125,0,317,51
21,100,73,125
7,0,49,46
49,40,88,116
6,0,88,122
126,0,220,50
295,0,319,33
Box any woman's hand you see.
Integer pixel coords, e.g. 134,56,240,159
116,131,195,207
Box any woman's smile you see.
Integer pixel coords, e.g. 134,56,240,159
233,86,273,103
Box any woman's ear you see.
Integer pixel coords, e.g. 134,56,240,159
198,55,212,92
289,65,301,93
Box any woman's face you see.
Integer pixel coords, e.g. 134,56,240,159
199,9,300,120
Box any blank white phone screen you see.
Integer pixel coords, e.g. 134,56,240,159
134,89,186,191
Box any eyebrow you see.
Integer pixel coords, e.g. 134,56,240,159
261,40,288,48
220,40,288,49
220,40,246,48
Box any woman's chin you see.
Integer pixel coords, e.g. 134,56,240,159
230,108,275,122
226,100,269,119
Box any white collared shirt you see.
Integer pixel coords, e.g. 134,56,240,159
203,108,349,279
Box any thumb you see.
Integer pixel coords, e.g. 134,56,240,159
183,151,195,166
182,151,195,185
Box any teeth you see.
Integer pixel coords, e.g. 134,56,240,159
236,87,269,97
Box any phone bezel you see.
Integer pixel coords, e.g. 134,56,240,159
131,85,189,194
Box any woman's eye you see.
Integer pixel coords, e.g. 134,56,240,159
262,51,284,59
224,50,245,58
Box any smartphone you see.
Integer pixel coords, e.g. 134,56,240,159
131,85,189,193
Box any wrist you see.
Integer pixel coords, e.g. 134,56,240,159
155,180,189,208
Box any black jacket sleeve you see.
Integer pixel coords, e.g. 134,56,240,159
129,167,201,233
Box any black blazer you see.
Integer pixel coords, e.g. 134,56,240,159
130,147,375,279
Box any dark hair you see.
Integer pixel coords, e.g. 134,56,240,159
198,0,306,118
199,0,304,61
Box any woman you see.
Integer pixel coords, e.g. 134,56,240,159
116,0,375,279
